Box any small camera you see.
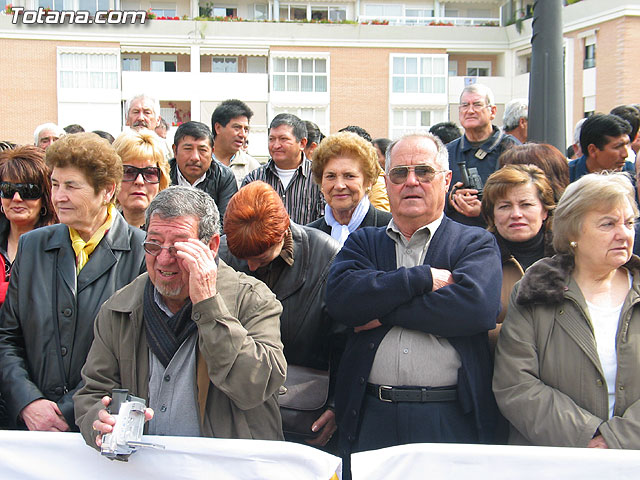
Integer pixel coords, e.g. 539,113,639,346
100,389,163,460
457,161,484,198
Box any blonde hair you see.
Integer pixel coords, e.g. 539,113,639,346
113,130,170,191
311,132,380,188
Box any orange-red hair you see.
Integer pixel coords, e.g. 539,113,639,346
224,181,290,258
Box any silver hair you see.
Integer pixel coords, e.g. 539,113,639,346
33,123,65,145
460,83,495,107
125,94,161,119
553,172,639,254
145,186,220,241
385,133,449,174
503,99,528,131
573,118,587,146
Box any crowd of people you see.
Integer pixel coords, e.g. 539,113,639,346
1,85,640,476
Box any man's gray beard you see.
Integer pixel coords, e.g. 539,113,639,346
154,282,184,299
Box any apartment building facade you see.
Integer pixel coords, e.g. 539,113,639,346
1,0,638,155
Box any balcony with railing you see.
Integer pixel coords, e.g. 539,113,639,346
357,15,499,27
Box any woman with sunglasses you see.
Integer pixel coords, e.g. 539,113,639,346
308,132,391,245
0,146,57,305
0,133,146,432
113,130,171,229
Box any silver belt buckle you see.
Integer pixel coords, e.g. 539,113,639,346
378,385,393,402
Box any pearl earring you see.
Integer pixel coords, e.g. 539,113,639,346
570,241,577,248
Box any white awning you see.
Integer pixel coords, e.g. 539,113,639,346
121,46,191,54
200,47,269,57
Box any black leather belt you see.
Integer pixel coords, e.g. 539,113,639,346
366,383,457,403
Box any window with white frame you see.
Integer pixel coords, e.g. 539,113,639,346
78,0,108,14
273,106,328,131
311,6,346,21
365,4,402,18
59,51,119,89
247,57,267,73
151,55,177,72
391,108,445,139
272,57,327,93
254,4,268,20
516,52,531,75
212,6,237,17
391,55,446,94
160,107,176,125
584,37,596,69
212,56,238,73
279,4,306,20
151,3,176,17
448,60,458,77
466,60,491,77
122,54,141,72
405,8,433,24
39,0,72,9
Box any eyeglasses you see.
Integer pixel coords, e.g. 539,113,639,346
387,165,445,185
0,181,43,200
143,241,178,257
122,165,161,184
458,102,490,112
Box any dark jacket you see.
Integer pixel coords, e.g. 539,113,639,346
169,158,238,224
326,216,502,466
568,154,635,183
219,223,341,370
306,203,392,235
446,126,520,227
0,210,146,428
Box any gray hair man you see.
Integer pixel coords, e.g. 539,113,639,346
125,94,161,131
74,186,286,450
33,123,65,150
327,133,501,478
446,84,520,227
503,98,528,144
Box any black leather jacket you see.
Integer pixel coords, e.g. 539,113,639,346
219,223,341,370
0,211,146,428
169,158,238,226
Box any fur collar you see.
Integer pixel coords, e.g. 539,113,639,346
516,254,640,305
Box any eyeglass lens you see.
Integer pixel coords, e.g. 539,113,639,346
0,182,43,200
123,165,161,184
143,241,178,256
388,166,437,184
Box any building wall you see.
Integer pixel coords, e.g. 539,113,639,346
448,54,498,76
270,45,444,139
0,38,118,145
595,16,640,112
177,54,191,72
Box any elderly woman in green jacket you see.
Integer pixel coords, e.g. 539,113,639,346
493,172,640,449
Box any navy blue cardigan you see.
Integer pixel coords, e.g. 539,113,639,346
326,215,502,461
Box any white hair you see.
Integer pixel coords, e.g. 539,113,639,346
385,133,449,174
573,118,587,146
460,83,495,107
125,94,160,118
33,123,65,145
503,99,528,131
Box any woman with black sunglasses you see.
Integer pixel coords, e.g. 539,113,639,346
0,145,57,305
113,130,171,229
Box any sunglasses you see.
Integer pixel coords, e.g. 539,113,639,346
0,181,43,200
387,165,445,185
143,241,178,257
122,165,161,184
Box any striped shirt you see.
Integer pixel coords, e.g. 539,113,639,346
242,156,325,225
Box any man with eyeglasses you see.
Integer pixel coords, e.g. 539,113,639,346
74,186,286,452
446,84,520,227
326,133,501,479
